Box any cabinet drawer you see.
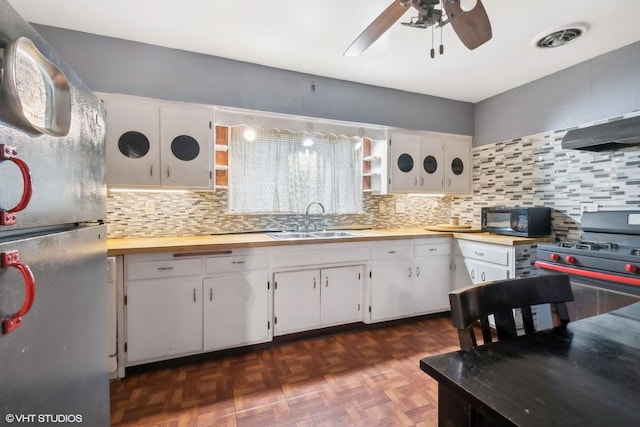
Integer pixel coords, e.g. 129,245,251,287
415,243,450,257
457,241,509,266
272,245,369,268
205,254,267,274
127,258,202,281
371,243,412,260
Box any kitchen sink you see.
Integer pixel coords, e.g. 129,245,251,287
310,231,358,238
268,232,316,240
268,230,358,240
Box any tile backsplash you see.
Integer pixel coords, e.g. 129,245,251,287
452,117,640,242
108,114,640,239
107,191,453,238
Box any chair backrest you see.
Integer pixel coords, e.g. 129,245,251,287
449,274,574,350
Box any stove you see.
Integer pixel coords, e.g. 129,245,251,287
536,210,640,296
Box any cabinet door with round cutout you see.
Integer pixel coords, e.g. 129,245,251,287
419,134,445,192
444,135,472,194
102,94,161,186
389,133,421,192
160,105,213,189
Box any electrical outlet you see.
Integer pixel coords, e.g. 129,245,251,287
580,202,598,213
145,200,155,215
395,202,405,213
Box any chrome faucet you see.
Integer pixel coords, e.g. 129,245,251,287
304,202,325,232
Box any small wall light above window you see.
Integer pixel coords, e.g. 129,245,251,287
243,128,257,141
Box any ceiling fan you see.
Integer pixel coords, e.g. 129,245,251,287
344,0,492,57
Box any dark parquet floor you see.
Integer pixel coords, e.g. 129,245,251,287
110,315,460,426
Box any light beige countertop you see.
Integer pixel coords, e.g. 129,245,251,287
107,228,554,256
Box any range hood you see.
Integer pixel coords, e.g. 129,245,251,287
561,115,640,151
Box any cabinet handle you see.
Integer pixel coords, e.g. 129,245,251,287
387,250,398,254
325,276,329,287
471,269,475,280
167,166,171,178
448,178,451,187
414,177,418,186
150,164,153,177
416,266,420,277
157,266,174,271
174,250,232,257
313,277,316,289
209,288,213,301
193,288,197,302
420,176,424,186
408,267,412,278
1,251,36,334
481,272,486,282
429,248,438,252
232,260,245,265
474,251,485,257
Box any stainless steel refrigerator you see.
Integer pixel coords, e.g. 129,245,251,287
0,1,109,425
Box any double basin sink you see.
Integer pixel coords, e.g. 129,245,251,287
268,230,359,240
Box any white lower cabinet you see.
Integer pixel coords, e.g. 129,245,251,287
453,240,512,290
273,269,320,335
126,277,203,363
321,266,363,326
273,265,362,336
368,239,451,322
203,271,269,351
123,250,271,366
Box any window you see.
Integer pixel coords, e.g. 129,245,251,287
228,127,363,214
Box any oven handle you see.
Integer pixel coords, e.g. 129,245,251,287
535,261,640,287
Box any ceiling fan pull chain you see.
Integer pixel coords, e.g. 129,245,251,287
430,26,435,59
440,19,444,55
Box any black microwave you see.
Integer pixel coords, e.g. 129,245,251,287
481,207,552,237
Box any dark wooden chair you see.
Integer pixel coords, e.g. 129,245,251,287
449,274,574,350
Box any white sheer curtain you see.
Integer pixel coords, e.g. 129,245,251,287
228,127,363,214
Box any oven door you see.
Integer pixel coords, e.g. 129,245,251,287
536,261,640,320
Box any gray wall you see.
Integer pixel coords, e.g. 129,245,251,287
33,24,473,136
475,41,640,146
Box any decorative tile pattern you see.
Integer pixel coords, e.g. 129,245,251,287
515,244,538,278
452,114,640,242
107,190,453,238
109,316,459,426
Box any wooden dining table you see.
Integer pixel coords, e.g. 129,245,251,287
420,302,640,427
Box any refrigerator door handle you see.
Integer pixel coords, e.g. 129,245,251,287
1,250,36,334
0,145,33,225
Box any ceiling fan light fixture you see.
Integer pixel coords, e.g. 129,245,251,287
534,24,588,49
459,0,478,12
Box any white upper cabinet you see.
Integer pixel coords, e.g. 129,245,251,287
102,95,161,186
388,131,471,195
443,135,472,194
159,105,213,188
101,93,213,189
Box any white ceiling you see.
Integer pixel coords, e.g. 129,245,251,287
9,0,640,103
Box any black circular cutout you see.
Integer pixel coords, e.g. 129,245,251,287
118,131,150,158
171,135,200,161
451,158,464,175
397,153,414,173
423,155,438,174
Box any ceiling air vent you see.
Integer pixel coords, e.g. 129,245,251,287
535,27,585,49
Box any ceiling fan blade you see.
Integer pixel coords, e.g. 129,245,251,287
344,0,411,57
444,0,492,50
